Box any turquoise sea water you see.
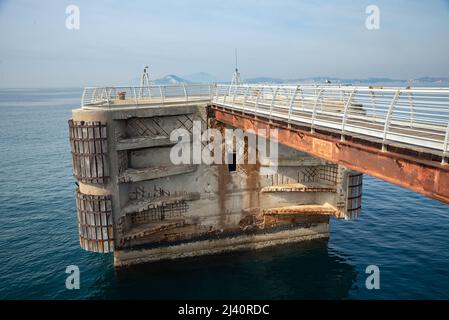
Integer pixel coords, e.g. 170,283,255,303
1,88,449,299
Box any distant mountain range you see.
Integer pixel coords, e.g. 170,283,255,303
153,72,219,84
153,74,191,85
144,73,449,85
243,76,449,85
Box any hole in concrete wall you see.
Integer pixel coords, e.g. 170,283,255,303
228,152,237,172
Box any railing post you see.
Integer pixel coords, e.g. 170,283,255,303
242,86,250,114
214,84,219,102
382,90,401,151
105,88,111,108
232,85,239,109
269,87,280,121
370,89,376,120
105,88,112,108
131,87,138,105
81,88,86,107
408,91,415,127
442,122,449,165
254,86,265,118
224,85,230,104
243,85,250,106
215,85,220,102
91,88,97,104
228,82,234,96
182,84,188,102
310,89,324,133
287,85,300,126
340,89,356,141
138,86,143,99
238,85,249,113
159,86,164,104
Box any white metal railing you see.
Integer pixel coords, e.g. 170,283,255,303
81,84,213,108
80,83,449,163
212,84,449,163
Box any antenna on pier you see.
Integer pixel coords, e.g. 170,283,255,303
230,48,241,87
140,66,152,87
139,66,152,98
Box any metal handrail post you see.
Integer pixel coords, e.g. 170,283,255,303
382,90,401,151
81,88,86,107
269,87,280,120
254,86,264,117
231,85,239,110
408,91,415,127
132,87,138,105
341,89,356,140
298,86,304,111
182,84,188,102
106,88,111,108
287,85,300,125
214,85,220,102
242,86,250,113
310,89,324,133
224,85,230,104
442,122,449,164
370,89,376,120
159,86,164,104
92,88,97,104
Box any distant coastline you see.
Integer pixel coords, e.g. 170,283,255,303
150,73,449,86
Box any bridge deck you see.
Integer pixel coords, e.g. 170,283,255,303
79,83,449,205
80,84,449,163
213,92,449,160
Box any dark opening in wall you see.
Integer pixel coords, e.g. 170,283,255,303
228,152,237,172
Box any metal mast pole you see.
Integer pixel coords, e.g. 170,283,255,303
139,66,152,98
229,49,241,95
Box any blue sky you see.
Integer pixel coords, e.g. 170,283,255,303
0,0,449,87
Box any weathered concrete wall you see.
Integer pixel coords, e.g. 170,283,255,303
69,102,361,266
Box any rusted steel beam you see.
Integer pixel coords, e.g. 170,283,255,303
211,106,449,205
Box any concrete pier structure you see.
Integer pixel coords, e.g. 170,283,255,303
69,90,362,267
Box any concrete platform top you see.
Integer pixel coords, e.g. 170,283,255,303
74,102,203,121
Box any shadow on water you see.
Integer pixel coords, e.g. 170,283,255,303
97,239,357,300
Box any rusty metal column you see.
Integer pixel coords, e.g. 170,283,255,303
346,171,363,219
68,120,114,253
